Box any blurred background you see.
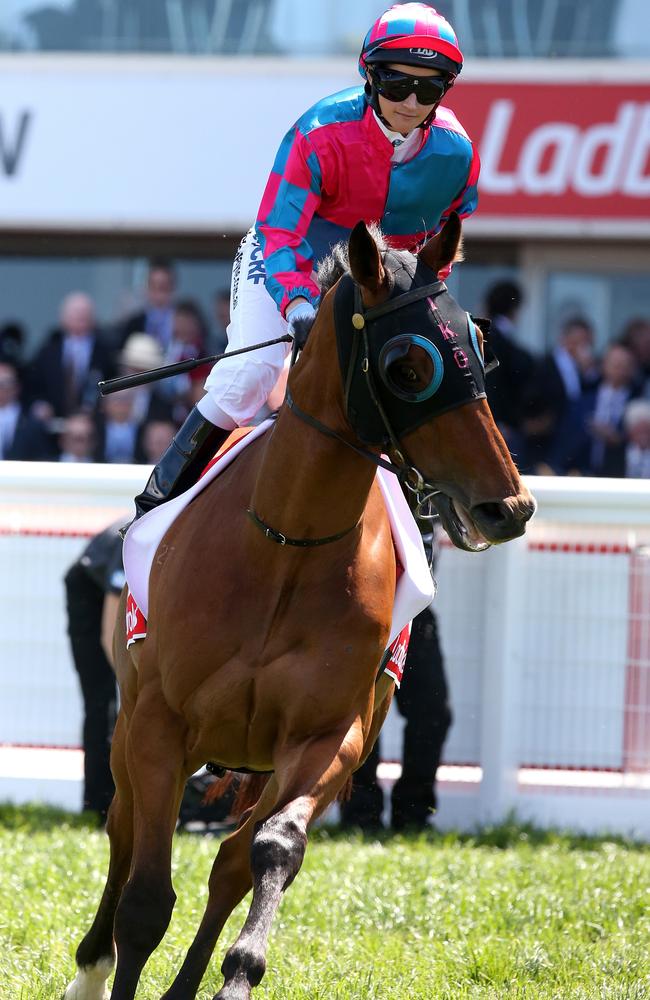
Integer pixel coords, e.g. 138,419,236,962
1,1,650,836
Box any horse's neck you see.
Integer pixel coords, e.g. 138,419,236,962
249,315,377,540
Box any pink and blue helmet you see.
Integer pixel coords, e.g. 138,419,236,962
359,3,463,81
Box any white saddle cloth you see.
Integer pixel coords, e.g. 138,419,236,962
123,419,435,644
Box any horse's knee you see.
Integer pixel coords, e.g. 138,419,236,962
113,876,176,954
251,814,307,891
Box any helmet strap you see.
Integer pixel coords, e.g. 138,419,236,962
364,80,388,126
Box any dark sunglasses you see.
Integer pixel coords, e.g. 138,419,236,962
371,67,447,106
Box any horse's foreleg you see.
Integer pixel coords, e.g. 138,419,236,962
161,778,279,1000
64,712,133,1000
213,719,365,1000
109,690,187,1000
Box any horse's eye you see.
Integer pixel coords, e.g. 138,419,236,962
393,364,420,385
379,337,443,401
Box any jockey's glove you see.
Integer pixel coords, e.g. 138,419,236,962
287,302,317,349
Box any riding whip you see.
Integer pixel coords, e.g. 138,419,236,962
98,335,293,395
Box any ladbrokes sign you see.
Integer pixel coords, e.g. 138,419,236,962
1,63,648,235
447,83,650,225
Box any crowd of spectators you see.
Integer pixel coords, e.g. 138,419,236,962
483,281,650,479
0,260,228,467
1,263,650,480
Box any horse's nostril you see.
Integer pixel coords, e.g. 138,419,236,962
473,501,508,526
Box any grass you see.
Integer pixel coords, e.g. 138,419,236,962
1,805,649,999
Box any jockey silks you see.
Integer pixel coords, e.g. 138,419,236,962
255,87,479,317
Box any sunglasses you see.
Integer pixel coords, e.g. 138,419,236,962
371,67,447,106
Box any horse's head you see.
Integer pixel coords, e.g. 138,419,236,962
320,214,535,550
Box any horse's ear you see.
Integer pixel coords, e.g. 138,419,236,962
418,211,463,275
348,221,386,300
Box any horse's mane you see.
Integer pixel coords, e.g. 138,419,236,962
317,224,389,295
317,223,465,296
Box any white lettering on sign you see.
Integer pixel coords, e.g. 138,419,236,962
0,111,32,177
622,104,650,196
480,99,650,198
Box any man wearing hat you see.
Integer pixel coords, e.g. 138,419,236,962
95,334,176,463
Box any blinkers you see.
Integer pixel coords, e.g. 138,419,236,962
334,253,493,446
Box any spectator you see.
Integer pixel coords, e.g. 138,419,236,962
187,365,212,409
620,317,650,392
0,320,27,373
588,344,638,476
161,300,211,413
27,291,115,420
524,316,598,475
119,259,176,351
58,411,97,463
340,526,452,832
602,399,650,478
0,360,54,460
95,392,141,464
64,520,123,821
623,400,650,478
211,287,231,354
115,333,174,426
169,299,208,362
483,280,535,461
139,419,177,465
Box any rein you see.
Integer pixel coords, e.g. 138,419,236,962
248,274,445,547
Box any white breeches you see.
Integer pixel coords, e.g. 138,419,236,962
197,228,292,429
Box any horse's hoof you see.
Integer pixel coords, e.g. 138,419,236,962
62,959,113,999
213,978,252,1000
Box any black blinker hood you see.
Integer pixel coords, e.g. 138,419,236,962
334,254,487,446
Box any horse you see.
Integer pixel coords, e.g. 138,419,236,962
64,213,535,1000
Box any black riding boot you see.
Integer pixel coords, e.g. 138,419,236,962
122,406,230,536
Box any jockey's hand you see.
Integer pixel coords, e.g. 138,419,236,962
286,301,317,349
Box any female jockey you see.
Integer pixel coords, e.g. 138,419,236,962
125,3,479,528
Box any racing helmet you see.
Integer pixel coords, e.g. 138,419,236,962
359,3,463,82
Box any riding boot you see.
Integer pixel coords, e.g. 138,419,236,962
121,406,230,537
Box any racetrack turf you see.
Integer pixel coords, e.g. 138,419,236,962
1,806,648,999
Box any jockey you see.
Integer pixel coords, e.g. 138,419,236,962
125,3,479,529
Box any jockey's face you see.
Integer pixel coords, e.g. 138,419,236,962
373,63,445,135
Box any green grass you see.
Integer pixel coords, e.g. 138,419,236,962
1,805,649,999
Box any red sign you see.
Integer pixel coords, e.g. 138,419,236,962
446,83,650,226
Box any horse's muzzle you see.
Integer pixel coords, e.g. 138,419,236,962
433,490,536,551
470,493,537,543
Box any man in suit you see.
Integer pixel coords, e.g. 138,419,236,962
118,259,176,352
27,291,115,421
523,316,599,474
0,360,54,461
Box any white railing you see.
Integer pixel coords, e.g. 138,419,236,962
1,462,649,837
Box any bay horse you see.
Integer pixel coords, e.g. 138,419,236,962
64,214,535,1000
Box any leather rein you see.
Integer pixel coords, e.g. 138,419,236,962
248,276,445,547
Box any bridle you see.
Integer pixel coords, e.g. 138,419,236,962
288,276,449,494
247,272,451,547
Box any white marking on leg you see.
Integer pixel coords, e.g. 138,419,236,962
63,958,114,1000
